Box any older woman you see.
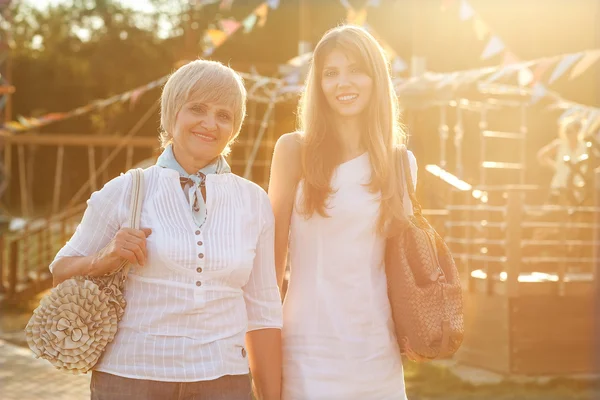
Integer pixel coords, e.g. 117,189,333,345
50,60,282,400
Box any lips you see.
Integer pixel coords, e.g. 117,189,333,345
192,131,217,142
336,93,358,103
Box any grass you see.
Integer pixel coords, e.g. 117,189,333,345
404,361,599,400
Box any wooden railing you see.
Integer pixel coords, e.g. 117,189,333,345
0,203,86,303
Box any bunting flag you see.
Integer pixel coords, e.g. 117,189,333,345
219,18,241,35
347,8,368,26
206,29,227,48
548,52,583,84
255,2,269,27
502,51,519,66
392,57,408,74
242,13,258,33
530,82,548,104
481,36,505,60
472,17,489,41
569,49,600,79
267,0,280,9
459,0,474,21
219,0,234,10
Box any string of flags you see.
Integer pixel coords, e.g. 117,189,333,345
2,0,281,133
337,0,407,74
202,0,279,56
441,0,600,129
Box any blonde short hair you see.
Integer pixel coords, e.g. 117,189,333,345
160,60,247,156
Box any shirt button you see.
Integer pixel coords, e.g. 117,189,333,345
241,348,247,358
196,267,202,273
197,241,203,246
196,281,202,287
198,253,204,259
195,230,201,235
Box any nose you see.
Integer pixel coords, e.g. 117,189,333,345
200,113,217,130
336,72,351,88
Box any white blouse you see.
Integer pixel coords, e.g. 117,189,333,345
50,166,283,382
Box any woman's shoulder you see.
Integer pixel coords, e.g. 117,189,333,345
91,165,160,201
274,131,303,156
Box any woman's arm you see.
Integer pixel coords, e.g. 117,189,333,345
49,173,150,286
537,139,560,170
51,228,151,286
245,329,281,400
243,191,284,400
267,132,302,292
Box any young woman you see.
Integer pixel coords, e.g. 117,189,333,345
50,60,282,400
269,25,417,400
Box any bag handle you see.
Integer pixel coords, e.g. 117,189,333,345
128,168,145,230
101,169,145,281
398,145,422,216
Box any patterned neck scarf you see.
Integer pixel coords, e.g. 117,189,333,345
156,143,231,228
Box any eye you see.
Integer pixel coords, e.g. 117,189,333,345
323,69,337,77
351,66,364,74
190,104,206,113
218,112,232,121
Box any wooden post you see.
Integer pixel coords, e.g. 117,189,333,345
7,240,17,300
0,234,5,293
88,145,97,192
52,145,64,215
125,145,134,171
505,190,522,298
2,142,10,203
17,144,29,217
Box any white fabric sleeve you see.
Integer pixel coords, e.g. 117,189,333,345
242,190,283,332
49,173,130,272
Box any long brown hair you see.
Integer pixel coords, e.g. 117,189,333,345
297,25,407,233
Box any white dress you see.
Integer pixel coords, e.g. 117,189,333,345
282,152,417,400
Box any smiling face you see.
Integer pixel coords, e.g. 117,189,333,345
171,97,235,173
320,48,373,121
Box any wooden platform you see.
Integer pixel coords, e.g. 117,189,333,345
456,281,596,375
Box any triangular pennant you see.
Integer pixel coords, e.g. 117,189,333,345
267,0,280,9
255,2,269,27
242,13,258,33
532,59,553,83
481,36,505,60
473,17,489,41
518,68,534,86
219,0,234,10
206,29,227,47
548,53,583,84
459,0,474,21
392,57,407,74
502,51,519,66
339,0,351,9
569,50,600,80
220,18,241,35
530,82,547,104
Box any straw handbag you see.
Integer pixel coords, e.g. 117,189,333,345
385,146,464,361
25,168,145,374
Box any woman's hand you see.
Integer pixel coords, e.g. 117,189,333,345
89,228,152,277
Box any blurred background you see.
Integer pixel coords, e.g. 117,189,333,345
0,0,599,399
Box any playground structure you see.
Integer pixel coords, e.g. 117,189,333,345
2,0,600,378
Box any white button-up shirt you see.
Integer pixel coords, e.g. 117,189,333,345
50,166,282,382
